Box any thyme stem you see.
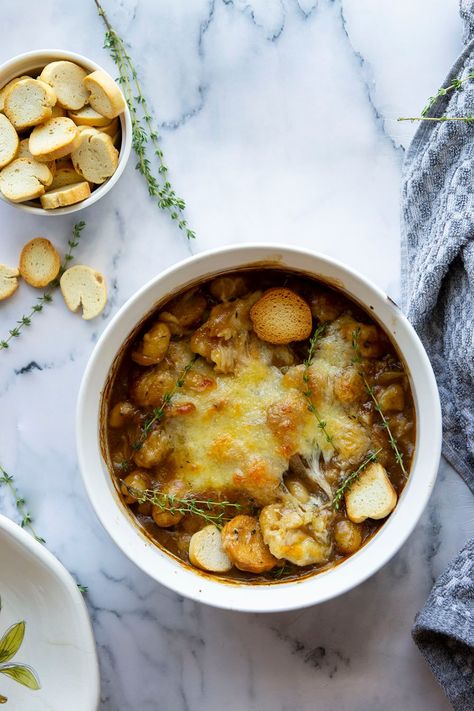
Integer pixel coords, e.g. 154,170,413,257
0,464,45,543
303,325,335,447
94,0,195,239
398,70,474,123
397,116,474,123
0,221,86,352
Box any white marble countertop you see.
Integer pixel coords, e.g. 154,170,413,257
1,1,473,709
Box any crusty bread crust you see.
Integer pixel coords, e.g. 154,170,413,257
345,462,398,523
0,114,19,168
250,287,313,344
40,181,91,209
19,237,61,288
83,70,125,119
71,128,118,184
68,105,111,127
0,264,20,301
189,525,233,572
40,61,89,111
60,264,107,320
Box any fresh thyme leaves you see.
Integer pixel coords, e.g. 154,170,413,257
77,585,88,595
127,486,242,528
131,354,198,453
0,464,45,543
351,330,408,478
398,70,474,123
270,564,291,579
332,449,382,510
94,0,195,240
0,221,86,353
303,325,334,447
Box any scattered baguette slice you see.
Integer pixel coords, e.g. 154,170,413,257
189,525,233,573
0,264,20,301
71,128,118,184
29,117,80,162
4,77,56,130
68,105,111,127
0,157,52,202
98,117,119,137
0,114,19,168
83,70,125,119
40,60,89,110
0,75,31,112
60,265,107,320
19,237,61,288
250,288,312,344
40,180,91,209
49,164,83,190
345,462,398,524
17,138,55,176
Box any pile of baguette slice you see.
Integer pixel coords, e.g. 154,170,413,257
0,60,125,209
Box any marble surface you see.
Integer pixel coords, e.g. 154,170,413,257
0,1,473,709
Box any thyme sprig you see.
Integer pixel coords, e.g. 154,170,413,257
94,0,195,240
0,464,45,543
131,355,198,453
303,325,334,447
398,70,474,123
332,449,382,510
128,486,242,528
351,330,408,478
0,221,86,352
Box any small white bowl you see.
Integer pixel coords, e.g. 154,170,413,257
0,49,132,216
0,514,99,709
77,245,442,613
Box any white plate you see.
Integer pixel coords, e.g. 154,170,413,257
0,515,99,710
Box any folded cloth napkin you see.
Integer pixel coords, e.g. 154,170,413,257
402,1,474,708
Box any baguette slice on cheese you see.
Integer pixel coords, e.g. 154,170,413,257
40,60,89,111
68,105,111,127
29,117,80,162
19,237,61,288
0,157,52,202
60,265,107,320
189,525,233,573
250,288,313,344
345,462,398,523
4,78,56,130
0,114,19,168
71,128,118,184
0,264,20,301
83,70,125,119
40,180,91,209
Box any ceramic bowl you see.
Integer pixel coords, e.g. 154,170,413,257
77,245,441,613
0,514,99,708
0,49,132,216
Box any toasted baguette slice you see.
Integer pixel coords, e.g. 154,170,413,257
17,138,55,176
98,117,119,137
49,164,83,190
83,70,125,119
0,75,31,112
40,180,91,209
60,265,107,320
250,288,312,344
189,525,233,573
0,157,52,202
29,117,80,162
71,128,118,184
40,61,89,110
345,462,398,524
4,78,56,130
68,105,111,127
0,264,20,301
0,114,19,168
19,237,61,288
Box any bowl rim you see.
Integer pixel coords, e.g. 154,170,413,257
0,48,132,216
0,513,100,708
76,244,442,612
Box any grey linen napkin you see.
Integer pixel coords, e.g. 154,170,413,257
402,1,474,708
